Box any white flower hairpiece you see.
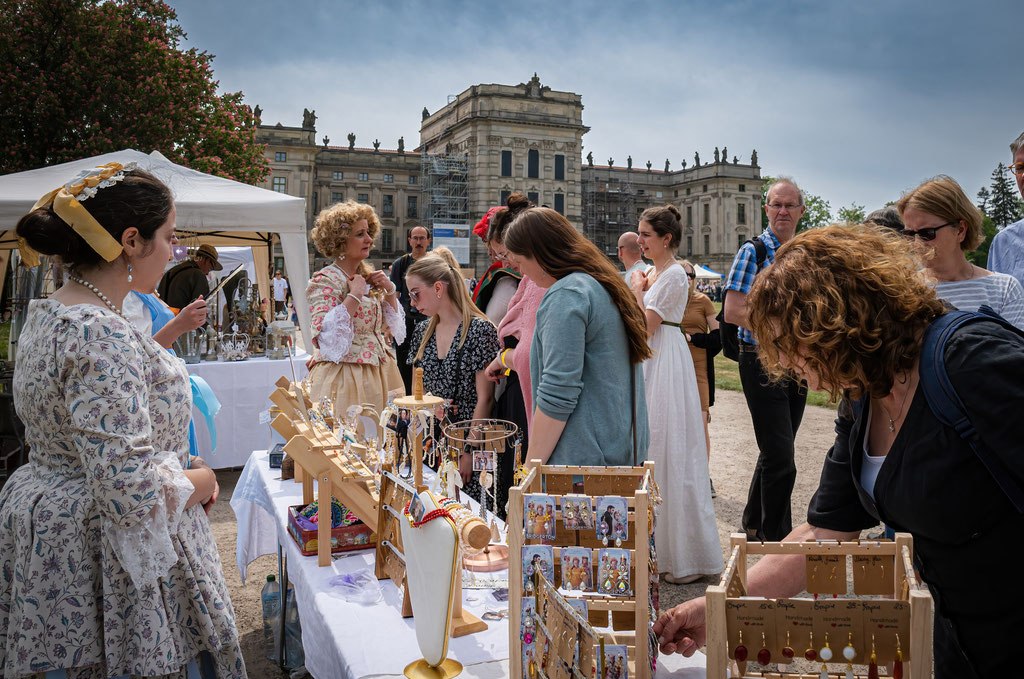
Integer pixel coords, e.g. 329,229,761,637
67,161,138,202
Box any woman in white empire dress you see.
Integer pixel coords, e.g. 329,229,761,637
631,205,722,584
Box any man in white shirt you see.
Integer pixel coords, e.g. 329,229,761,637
272,270,289,316
988,130,1024,287
617,231,649,279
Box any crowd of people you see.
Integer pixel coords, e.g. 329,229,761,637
3,128,1024,677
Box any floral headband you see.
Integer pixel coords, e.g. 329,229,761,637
18,162,136,267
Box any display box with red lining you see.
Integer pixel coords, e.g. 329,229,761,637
287,504,375,556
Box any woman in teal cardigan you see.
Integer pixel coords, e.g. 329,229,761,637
503,207,652,466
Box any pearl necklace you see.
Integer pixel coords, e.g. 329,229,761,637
67,275,123,316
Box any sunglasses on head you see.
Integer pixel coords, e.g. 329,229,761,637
900,221,956,242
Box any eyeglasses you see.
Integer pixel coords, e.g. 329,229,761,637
493,251,510,262
900,221,956,241
685,271,696,279
1006,163,1024,179
409,289,420,301
766,203,803,211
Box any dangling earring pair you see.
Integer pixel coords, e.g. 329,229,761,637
127,261,134,284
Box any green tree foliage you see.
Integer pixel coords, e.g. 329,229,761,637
761,176,833,232
976,186,991,215
967,214,997,266
988,163,1023,229
837,203,866,224
0,0,268,184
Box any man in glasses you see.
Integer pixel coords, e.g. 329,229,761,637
987,131,1024,287
389,226,432,393
617,231,649,280
723,176,808,542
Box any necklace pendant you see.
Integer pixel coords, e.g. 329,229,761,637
887,420,896,432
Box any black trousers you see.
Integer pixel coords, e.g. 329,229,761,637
395,338,413,395
738,349,807,541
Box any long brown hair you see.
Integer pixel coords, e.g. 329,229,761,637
504,207,652,364
407,246,490,362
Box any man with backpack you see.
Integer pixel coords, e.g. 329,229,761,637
722,176,808,541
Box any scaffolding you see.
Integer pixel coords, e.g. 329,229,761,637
581,166,639,257
420,151,469,227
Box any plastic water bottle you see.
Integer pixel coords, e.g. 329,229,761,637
261,575,281,661
283,585,305,669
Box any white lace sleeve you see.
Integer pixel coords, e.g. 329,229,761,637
105,450,194,590
319,302,355,362
384,302,406,345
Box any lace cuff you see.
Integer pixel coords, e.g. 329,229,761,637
105,450,193,590
384,303,406,345
319,303,355,362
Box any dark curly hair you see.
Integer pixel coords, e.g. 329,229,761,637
747,224,946,401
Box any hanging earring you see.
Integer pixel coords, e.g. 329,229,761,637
867,634,879,679
819,632,833,678
842,632,856,662
781,631,795,660
127,262,134,284
757,631,771,665
893,633,904,679
733,629,748,662
805,630,818,661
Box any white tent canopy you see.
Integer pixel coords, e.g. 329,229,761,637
0,149,312,346
693,263,723,279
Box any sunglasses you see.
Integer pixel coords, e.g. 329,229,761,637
900,221,956,242
685,271,696,279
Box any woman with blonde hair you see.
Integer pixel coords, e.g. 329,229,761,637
897,175,1024,328
406,247,500,489
654,225,1024,677
631,206,721,584
306,200,405,414
503,207,651,466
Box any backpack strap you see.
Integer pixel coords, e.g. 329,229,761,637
919,307,1024,513
750,238,768,269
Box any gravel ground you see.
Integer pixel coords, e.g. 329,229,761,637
209,389,850,677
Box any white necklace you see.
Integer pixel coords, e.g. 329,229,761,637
67,275,123,316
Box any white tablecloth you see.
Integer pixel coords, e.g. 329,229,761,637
231,451,706,679
187,352,308,468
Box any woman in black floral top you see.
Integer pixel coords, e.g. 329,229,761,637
406,247,500,501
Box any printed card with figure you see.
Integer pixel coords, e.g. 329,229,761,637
560,546,593,592
597,548,632,596
524,493,557,541
561,494,595,531
602,643,629,679
471,449,495,472
522,544,555,590
595,496,629,545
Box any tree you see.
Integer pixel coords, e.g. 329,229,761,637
0,0,268,183
967,214,997,266
988,163,1023,229
761,176,833,232
837,203,866,224
976,187,991,215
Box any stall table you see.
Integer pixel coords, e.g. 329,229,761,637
231,450,706,679
188,352,308,468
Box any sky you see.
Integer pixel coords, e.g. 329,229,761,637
171,0,1024,214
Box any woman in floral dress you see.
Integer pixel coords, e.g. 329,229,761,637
0,164,245,678
306,200,405,415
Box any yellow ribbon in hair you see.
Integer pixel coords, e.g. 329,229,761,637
18,162,128,268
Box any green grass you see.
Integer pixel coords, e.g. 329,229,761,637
0,323,9,362
710,303,835,409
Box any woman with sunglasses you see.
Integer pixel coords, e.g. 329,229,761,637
897,175,1024,329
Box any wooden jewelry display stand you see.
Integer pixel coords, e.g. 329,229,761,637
508,459,657,679
705,533,933,679
392,368,444,492
527,571,602,679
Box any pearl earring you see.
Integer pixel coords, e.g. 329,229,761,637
127,262,134,284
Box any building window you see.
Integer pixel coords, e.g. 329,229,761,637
739,183,746,192
358,172,369,181
674,190,678,197
554,154,565,181
686,206,693,227
382,194,394,217
501,150,512,177
272,177,286,193
381,228,393,252
738,202,746,224
331,191,343,203
528,149,539,179
554,193,565,214
332,171,344,180
687,236,693,255
500,190,511,206
275,151,287,162
409,175,418,185
704,234,710,254
383,173,394,183
528,191,539,205
703,203,710,225
358,193,369,203
702,184,708,193
407,195,418,218
686,188,691,196
738,233,747,248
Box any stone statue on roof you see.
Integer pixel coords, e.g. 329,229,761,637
398,136,405,153
348,132,356,150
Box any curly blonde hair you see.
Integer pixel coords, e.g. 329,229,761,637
747,224,946,401
311,200,381,274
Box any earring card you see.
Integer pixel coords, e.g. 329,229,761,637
852,553,895,596
805,553,846,595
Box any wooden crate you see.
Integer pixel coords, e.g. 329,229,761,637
509,460,656,679
705,533,933,679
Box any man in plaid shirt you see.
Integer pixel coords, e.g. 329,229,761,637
723,177,808,541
